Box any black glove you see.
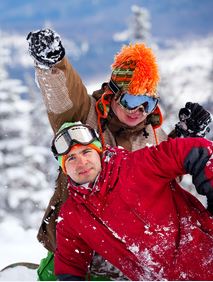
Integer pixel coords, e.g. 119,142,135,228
26,28,65,67
175,102,212,137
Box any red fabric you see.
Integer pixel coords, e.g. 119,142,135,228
55,137,213,281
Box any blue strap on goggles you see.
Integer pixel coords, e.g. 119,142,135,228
119,93,158,113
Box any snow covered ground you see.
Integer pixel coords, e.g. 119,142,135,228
0,217,47,281
0,267,37,281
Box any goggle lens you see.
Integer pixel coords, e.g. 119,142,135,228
54,131,71,155
119,93,158,113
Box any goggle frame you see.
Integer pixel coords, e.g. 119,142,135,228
118,92,159,114
51,124,99,157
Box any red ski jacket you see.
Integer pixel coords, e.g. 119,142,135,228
55,137,213,281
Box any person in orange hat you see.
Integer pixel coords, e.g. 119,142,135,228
27,29,212,281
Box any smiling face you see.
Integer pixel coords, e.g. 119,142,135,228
111,97,148,127
65,145,102,185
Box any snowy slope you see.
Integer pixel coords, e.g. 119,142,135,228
0,217,46,281
0,267,37,281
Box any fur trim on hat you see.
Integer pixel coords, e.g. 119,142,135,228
111,43,159,97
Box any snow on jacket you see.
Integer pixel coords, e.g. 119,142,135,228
55,137,213,281
35,57,167,253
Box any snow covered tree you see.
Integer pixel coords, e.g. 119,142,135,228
128,5,151,43
0,37,57,229
0,51,31,224
113,4,151,44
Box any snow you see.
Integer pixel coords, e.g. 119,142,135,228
0,217,46,281
0,267,37,281
128,243,139,254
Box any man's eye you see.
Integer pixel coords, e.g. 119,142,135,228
67,156,75,161
83,149,92,155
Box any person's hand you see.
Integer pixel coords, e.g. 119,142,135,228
26,28,65,68
175,102,212,137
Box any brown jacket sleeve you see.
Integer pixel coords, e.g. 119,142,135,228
35,57,91,133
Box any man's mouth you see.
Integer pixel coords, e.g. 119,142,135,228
78,168,92,175
126,114,140,120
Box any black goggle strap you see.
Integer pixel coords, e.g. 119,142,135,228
108,79,121,99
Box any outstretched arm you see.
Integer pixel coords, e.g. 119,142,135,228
27,29,91,132
133,137,213,213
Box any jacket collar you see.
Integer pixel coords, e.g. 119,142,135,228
67,146,128,202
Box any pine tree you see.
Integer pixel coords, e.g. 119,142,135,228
0,42,31,223
128,5,151,43
0,38,57,229
113,4,151,44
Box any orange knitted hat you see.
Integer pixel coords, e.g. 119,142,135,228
111,43,159,98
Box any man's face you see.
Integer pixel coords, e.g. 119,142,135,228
111,97,148,127
65,145,102,185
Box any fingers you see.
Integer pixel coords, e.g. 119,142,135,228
176,102,212,137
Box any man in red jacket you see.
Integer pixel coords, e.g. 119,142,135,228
52,121,213,281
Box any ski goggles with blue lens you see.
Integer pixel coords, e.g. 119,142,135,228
118,93,159,113
51,125,99,157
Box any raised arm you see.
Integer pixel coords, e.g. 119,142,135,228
27,29,91,132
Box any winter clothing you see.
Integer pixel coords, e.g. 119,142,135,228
27,29,65,68
175,102,212,137
34,54,167,279
27,29,213,280
55,137,213,281
35,56,167,253
37,251,57,281
111,43,159,97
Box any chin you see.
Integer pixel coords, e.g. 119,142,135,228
79,176,96,185
123,118,143,127
120,113,145,127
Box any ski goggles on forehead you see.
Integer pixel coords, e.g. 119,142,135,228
51,125,99,157
118,92,159,113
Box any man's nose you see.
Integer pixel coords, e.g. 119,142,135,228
77,155,87,166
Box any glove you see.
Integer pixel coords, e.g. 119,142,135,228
175,102,212,137
26,28,65,68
